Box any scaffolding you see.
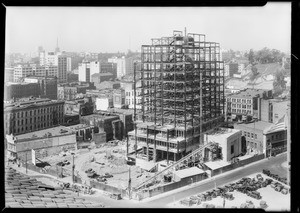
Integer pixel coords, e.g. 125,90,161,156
129,30,225,163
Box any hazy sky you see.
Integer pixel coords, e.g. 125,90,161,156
5,3,291,54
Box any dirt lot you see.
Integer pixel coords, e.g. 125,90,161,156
170,173,290,211
40,141,152,190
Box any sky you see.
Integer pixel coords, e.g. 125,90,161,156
5,3,291,54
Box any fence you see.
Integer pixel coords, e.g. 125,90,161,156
89,180,127,197
209,153,265,176
134,173,208,200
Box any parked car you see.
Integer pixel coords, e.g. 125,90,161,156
281,188,288,195
256,174,263,181
262,169,271,176
110,193,122,200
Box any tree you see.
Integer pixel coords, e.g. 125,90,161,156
273,68,286,96
248,49,255,64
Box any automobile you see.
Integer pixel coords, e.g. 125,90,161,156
275,184,284,192
260,200,268,209
56,162,65,166
104,173,113,178
224,185,234,192
265,178,273,185
85,168,95,173
110,193,122,200
262,169,271,176
221,193,234,200
247,191,261,199
256,174,264,181
281,188,288,195
197,194,206,202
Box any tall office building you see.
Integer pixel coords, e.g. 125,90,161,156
78,60,100,82
58,55,67,83
128,30,225,163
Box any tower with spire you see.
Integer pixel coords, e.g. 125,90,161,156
55,37,60,54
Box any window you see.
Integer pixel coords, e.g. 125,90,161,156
255,134,257,139
247,132,250,137
251,133,254,139
231,145,234,154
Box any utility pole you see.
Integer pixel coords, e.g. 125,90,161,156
128,166,131,199
72,154,75,183
25,152,28,174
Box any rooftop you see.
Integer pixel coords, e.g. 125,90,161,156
204,160,231,170
12,126,74,141
4,98,64,111
206,128,241,138
66,123,94,130
92,72,113,77
234,121,273,131
81,113,119,120
228,88,269,98
173,167,206,178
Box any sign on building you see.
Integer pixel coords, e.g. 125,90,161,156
32,149,36,165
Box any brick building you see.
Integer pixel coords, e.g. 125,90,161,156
4,98,65,135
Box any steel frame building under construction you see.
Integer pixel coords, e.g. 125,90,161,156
128,30,225,163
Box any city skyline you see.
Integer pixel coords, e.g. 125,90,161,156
6,3,291,54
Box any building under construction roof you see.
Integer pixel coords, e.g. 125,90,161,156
128,30,225,163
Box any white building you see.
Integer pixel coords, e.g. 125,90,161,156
78,61,100,82
238,63,245,73
120,80,141,109
40,52,62,66
108,56,126,78
13,64,59,82
6,126,77,161
67,57,72,72
205,128,242,162
13,65,33,82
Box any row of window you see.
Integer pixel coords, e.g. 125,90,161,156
243,131,258,139
228,98,252,104
231,104,252,109
270,133,284,141
11,119,63,134
231,109,251,114
7,105,63,119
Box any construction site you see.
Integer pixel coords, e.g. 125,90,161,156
128,30,225,163
26,30,229,199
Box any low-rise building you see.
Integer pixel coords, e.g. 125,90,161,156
264,115,288,157
120,80,141,109
4,98,64,135
6,126,77,161
80,113,123,141
66,123,96,142
234,121,273,155
261,99,290,124
23,76,58,100
4,82,40,101
226,88,273,121
113,89,125,108
204,128,242,162
64,96,94,116
57,82,95,101
91,73,114,89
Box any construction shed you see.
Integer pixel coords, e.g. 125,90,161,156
173,167,206,182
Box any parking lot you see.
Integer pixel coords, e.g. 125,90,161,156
171,172,290,210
